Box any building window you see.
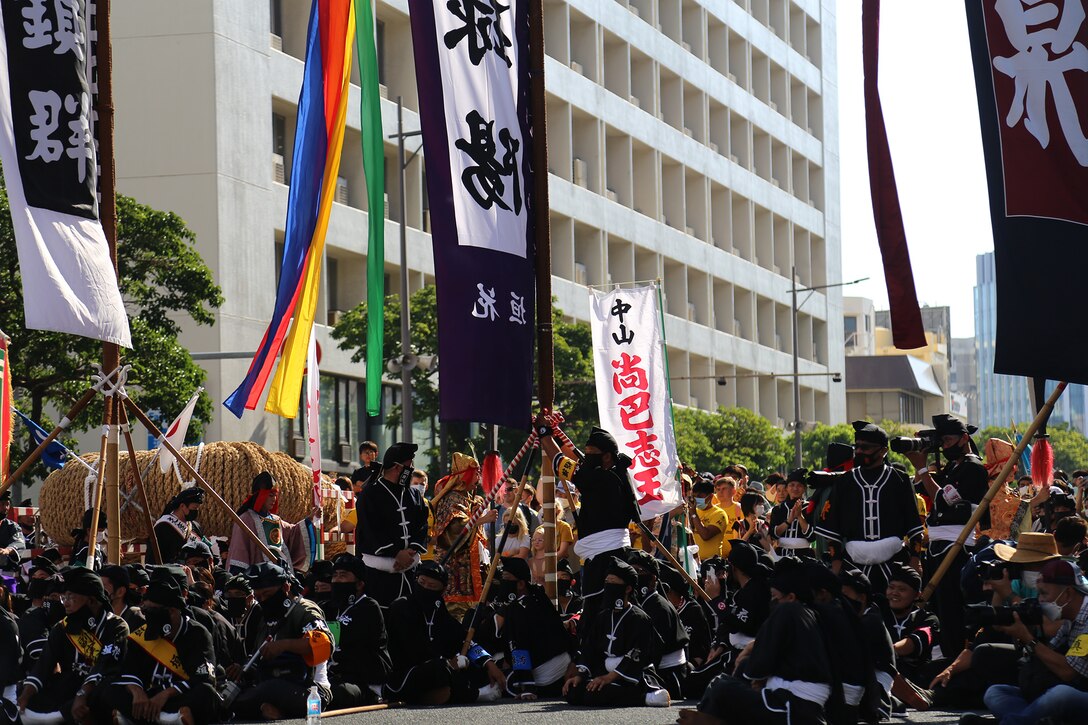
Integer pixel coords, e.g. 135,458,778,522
376,20,386,85
270,0,283,38
280,373,368,473
843,315,857,341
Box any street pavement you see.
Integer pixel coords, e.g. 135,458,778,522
280,699,980,723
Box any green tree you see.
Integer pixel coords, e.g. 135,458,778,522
331,290,598,477
673,406,791,476
799,422,855,470
0,189,223,486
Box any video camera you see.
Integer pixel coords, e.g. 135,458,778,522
978,559,1015,581
968,598,1044,627
890,428,941,455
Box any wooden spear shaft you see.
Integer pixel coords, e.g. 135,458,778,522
123,397,279,563
919,381,1068,604
85,394,114,568
117,404,163,564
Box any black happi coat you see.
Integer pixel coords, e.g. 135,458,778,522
26,610,129,695
885,606,940,672
677,598,713,663
500,588,573,666
116,616,216,696
356,478,428,558
0,608,20,690
746,601,831,685
634,587,689,664
385,594,467,674
814,466,924,552
714,577,770,646
18,603,63,669
577,602,662,687
323,594,392,688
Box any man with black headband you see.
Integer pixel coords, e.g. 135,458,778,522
910,413,988,660
230,562,334,721
538,423,641,637
153,486,205,565
814,421,924,594
227,472,316,575
356,442,429,607
19,568,129,724
102,578,217,724
323,555,391,710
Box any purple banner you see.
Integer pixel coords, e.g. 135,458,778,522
408,0,535,429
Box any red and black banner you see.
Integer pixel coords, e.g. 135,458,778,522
965,1,1088,382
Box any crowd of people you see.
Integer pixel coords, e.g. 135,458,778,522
0,413,1087,724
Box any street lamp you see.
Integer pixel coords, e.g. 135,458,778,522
791,269,868,468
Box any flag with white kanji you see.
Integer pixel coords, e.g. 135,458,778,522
0,0,130,347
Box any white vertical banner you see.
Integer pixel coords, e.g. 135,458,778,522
589,285,681,521
0,1,131,347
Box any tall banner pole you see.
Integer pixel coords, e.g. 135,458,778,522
98,0,123,565
528,0,555,602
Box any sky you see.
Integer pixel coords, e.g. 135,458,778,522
835,1,994,339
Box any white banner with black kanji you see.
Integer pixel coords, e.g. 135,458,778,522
0,0,130,347
590,285,681,521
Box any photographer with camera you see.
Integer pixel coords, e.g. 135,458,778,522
905,414,989,659
968,559,1088,724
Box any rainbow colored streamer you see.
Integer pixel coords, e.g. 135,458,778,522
225,0,355,419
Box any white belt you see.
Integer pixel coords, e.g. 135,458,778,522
765,676,831,705
361,553,420,573
928,524,975,546
875,669,894,693
728,632,754,649
574,528,631,561
659,647,687,669
533,652,572,686
604,655,623,672
845,537,903,565
778,537,810,549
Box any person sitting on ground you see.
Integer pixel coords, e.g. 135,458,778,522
322,555,391,710
625,549,690,699
99,565,145,632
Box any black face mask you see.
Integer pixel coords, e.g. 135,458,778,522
144,607,174,641
412,583,444,608
396,464,414,488
603,582,628,609
557,580,572,597
637,574,655,598
225,597,248,619
44,599,65,624
942,444,963,461
853,451,882,469
64,604,93,634
27,579,49,601
332,582,357,601
260,589,290,618
500,579,520,602
582,453,604,470
185,509,200,522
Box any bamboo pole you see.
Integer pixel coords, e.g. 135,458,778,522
0,387,98,499
320,702,400,718
117,404,163,564
919,381,1068,604
85,395,114,567
123,397,279,563
638,521,712,603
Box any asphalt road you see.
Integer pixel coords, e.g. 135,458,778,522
279,699,980,723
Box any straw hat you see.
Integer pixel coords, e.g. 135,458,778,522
993,532,1060,564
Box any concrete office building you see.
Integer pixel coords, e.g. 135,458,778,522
110,0,844,473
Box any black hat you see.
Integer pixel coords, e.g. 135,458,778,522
557,558,574,577
787,468,808,485
803,560,841,596
99,565,130,591
659,565,690,596
59,567,108,603
331,555,366,581
852,421,888,446
416,560,448,586
727,540,773,578
180,540,212,560
625,548,660,578
606,556,638,587
252,472,275,492
79,508,107,531
838,568,873,598
0,490,10,502
246,562,289,589
311,559,336,582
770,557,813,603
586,427,619,455
501,556,531,582
383,442,418,468
29,556,58,577
150,565,189,591
163,485,205,515
124,564,150,589
932,414,977,437
825,443,854,472
143,579,187,610
888,563,922,592
224,575,253,595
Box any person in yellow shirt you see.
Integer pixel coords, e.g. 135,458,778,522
712,476,741,552
689,479,729,560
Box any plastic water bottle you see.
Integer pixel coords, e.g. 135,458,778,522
306,685,321,723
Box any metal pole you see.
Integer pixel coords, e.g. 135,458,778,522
529,0,556,603
98,0,122,564
791,266,802,469
397,97,413,445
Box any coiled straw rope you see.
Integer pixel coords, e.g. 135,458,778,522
39,441,343,545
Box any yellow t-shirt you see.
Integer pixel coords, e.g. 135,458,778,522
422,506,436,561
694,504,728,561
556,517,575,545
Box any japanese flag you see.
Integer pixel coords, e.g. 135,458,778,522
158,389,202,473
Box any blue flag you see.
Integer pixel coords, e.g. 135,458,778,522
14,410,68,470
